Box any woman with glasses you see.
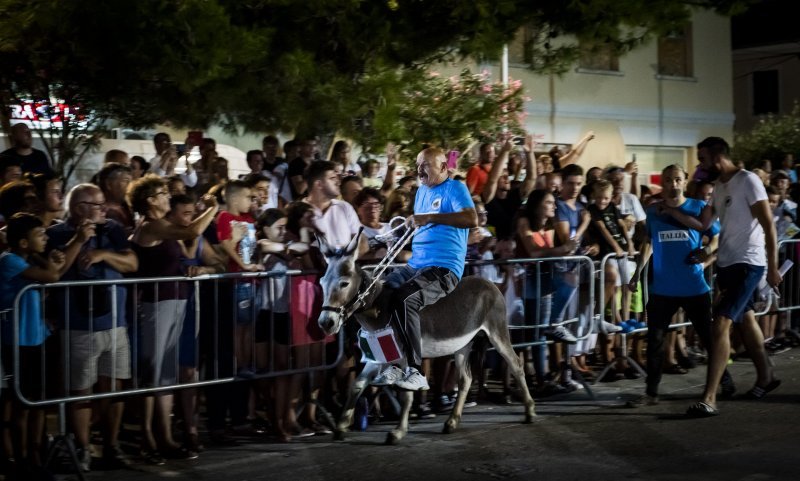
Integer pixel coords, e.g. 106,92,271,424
355,187,410,264
127,174,218,463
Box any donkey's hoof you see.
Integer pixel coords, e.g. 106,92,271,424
385,430,404,445
443,417,460,434
334,430,347,441
524,404,537,423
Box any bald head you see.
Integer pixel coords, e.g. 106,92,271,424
416,147,449,187
67,183,102,217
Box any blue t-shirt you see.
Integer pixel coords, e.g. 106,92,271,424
555,199,585,241
46,220,129,331
408,179,474,279
0,252,50,346
646,198,720,297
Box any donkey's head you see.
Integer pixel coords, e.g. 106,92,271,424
318,230,364,335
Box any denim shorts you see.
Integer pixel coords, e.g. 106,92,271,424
235,281,261,325
714,263,766,323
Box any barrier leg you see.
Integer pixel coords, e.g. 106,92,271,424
566,358,595,399
43,403,86,481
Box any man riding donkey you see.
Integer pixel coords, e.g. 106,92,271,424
371,147,477,390
317,146,535,443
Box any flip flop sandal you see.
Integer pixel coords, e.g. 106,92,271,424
686,401,719,418
744,379,781,399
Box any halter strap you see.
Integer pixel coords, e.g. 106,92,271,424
320,218,420,320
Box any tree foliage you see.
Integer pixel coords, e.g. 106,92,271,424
1,0,754,164
733,102,800,168
348,69,526,161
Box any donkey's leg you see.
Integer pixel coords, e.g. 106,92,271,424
335,363,380,440
386,390,413,445
488,328,537,422
444,345,473,434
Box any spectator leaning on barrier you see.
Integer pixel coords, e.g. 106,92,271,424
626,165,735,408
128,174,220,462
46,183,138,472
217,180,263,375
666,137,782,417
515,189,579,391
0,213,64,479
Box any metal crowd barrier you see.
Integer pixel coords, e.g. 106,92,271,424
3,245,791,428
7,270,343,408
776,239,800,313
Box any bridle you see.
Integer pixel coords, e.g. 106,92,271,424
320,272,370,319
320,218,419,322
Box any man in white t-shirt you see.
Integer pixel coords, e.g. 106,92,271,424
304,160,368,252
607,166,647,323
663,137,782,417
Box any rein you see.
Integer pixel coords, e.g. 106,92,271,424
322,217,419,320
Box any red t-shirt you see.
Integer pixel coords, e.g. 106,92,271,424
216,211,255,272
466,163,491,196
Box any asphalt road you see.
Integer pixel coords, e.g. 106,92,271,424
56,350,800,481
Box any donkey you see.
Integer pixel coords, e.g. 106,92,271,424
317,232,535,445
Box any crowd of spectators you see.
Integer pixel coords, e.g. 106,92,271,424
0,126,798,479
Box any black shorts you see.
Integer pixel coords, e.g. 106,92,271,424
2,343,46,402
255,310,290,345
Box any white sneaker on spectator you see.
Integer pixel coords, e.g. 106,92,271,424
547,325,578,343
77,447,92,472
372,365,405,386
600,320,623,334
395,367,430,391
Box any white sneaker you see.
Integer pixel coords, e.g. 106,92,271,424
394,367,430,391
77,447,92,472
600,320,622,334
547,325,578,344
372,365,405,386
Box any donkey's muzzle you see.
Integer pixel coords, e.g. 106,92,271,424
318,306,343,334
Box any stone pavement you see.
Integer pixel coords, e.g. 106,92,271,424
51,350,800,481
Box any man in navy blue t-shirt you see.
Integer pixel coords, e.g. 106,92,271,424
372,147,477,391
627,165,733,407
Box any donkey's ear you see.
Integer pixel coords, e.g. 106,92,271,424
345,228,364,260
316,233,336,258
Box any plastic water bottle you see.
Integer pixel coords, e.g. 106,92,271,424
239,222,257,265
354,396,369,431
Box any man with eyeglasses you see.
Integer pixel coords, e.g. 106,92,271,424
45,183,138,470
354,187,411,264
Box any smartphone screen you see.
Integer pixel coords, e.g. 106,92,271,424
447,150,459,169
